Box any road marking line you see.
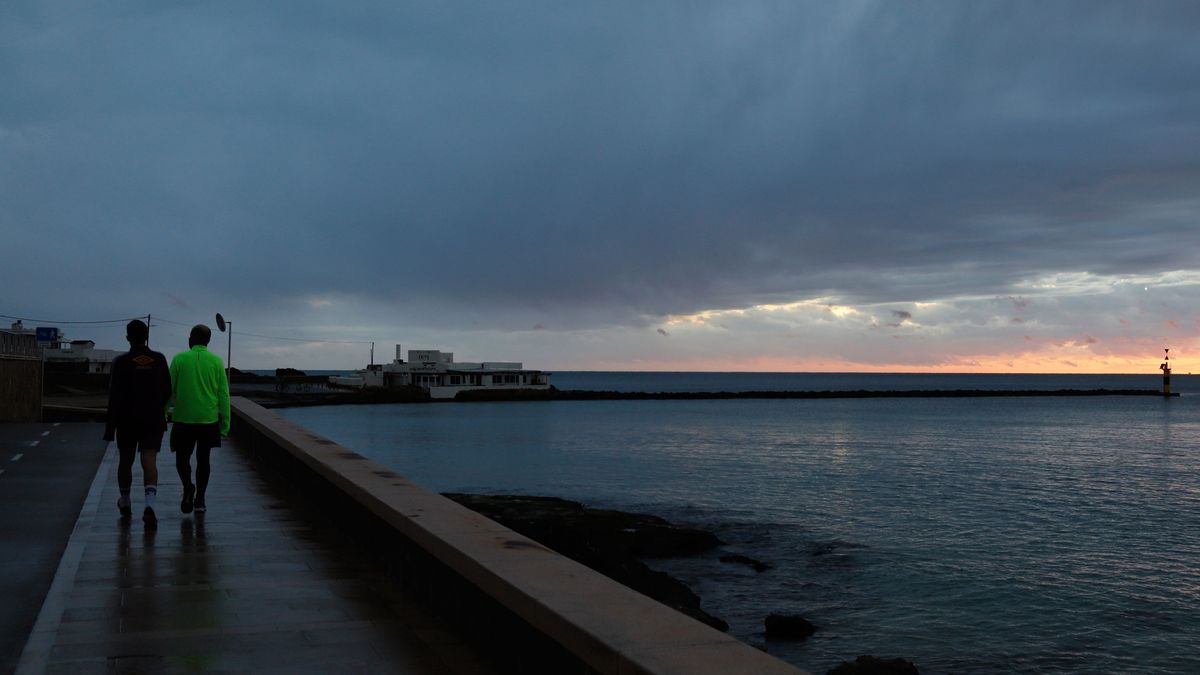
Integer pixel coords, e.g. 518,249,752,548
11,454,23,462
41,431,50,437
27,440,39,447
0,469,5,476
52,423,61,427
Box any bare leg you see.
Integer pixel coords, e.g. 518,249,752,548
140,447,159,511
175,445,194,489
141,449,159,487
117,444,136,493
196,446,212,499
116,440,136,515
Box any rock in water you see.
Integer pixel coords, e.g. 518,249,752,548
719,553,772,572
444,493,728,631
826,655,920,675
764,613,817,640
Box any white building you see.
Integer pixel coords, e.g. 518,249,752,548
6,321,118,374
331,345,551,400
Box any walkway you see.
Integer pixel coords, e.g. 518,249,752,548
16,428,488,674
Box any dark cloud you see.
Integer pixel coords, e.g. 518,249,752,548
657,328,670,337
1008,297,1030,312
3,1,1199,336
165,293,191,310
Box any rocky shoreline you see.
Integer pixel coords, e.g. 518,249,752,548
445,492,920,675
443,493,730,630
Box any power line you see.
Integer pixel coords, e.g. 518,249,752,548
233,330,372,345
0,313,142,325
152,315,372,345
4,312,373,346
149,316,193,328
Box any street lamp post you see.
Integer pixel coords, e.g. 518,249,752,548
215,313,232,384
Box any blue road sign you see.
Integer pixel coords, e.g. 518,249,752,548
35,327,59,343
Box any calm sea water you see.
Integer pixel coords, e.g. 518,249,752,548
277,374,1200,674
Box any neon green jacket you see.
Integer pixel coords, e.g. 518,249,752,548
169,345,231,435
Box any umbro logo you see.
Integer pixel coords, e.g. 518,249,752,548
133,355,155,368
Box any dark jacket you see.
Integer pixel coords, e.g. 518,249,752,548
103,345,172,441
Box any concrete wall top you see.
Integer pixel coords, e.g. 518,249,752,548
230,397,807,675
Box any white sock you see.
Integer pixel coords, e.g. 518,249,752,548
145,486,157,509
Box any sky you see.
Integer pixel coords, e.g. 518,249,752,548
3,2,1199,372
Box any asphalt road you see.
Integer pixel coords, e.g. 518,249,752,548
0,423,106,674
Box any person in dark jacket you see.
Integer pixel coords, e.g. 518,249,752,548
103,319,171,527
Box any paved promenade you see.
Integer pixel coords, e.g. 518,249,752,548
14,425,487,674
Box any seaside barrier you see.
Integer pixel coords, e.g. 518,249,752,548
230,397,806,675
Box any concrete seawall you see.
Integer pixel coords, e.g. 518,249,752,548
230,397,806,675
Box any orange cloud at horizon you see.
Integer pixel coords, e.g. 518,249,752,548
589,339,1198,374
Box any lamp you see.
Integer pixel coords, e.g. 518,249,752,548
215,313,232,383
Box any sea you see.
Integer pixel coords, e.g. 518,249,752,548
274,373,1200,674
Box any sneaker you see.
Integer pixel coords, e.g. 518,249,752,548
181,484,195,514
117,497,132,519
194,496,206,513
143,507,157,528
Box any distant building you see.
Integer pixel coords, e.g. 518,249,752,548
1,322,39,359
331,345,551,399
44,339,118,374
6,321,118,374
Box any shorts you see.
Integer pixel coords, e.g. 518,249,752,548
115,425,165,454
170,422,222,453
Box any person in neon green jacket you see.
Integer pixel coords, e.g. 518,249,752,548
169,324,230,514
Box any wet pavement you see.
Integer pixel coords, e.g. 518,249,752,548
0,423,108,672
13,426,488,674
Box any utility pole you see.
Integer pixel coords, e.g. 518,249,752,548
216,313,232,384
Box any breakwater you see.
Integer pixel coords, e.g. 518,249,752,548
252,386,1175,408
455,387,1175,402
